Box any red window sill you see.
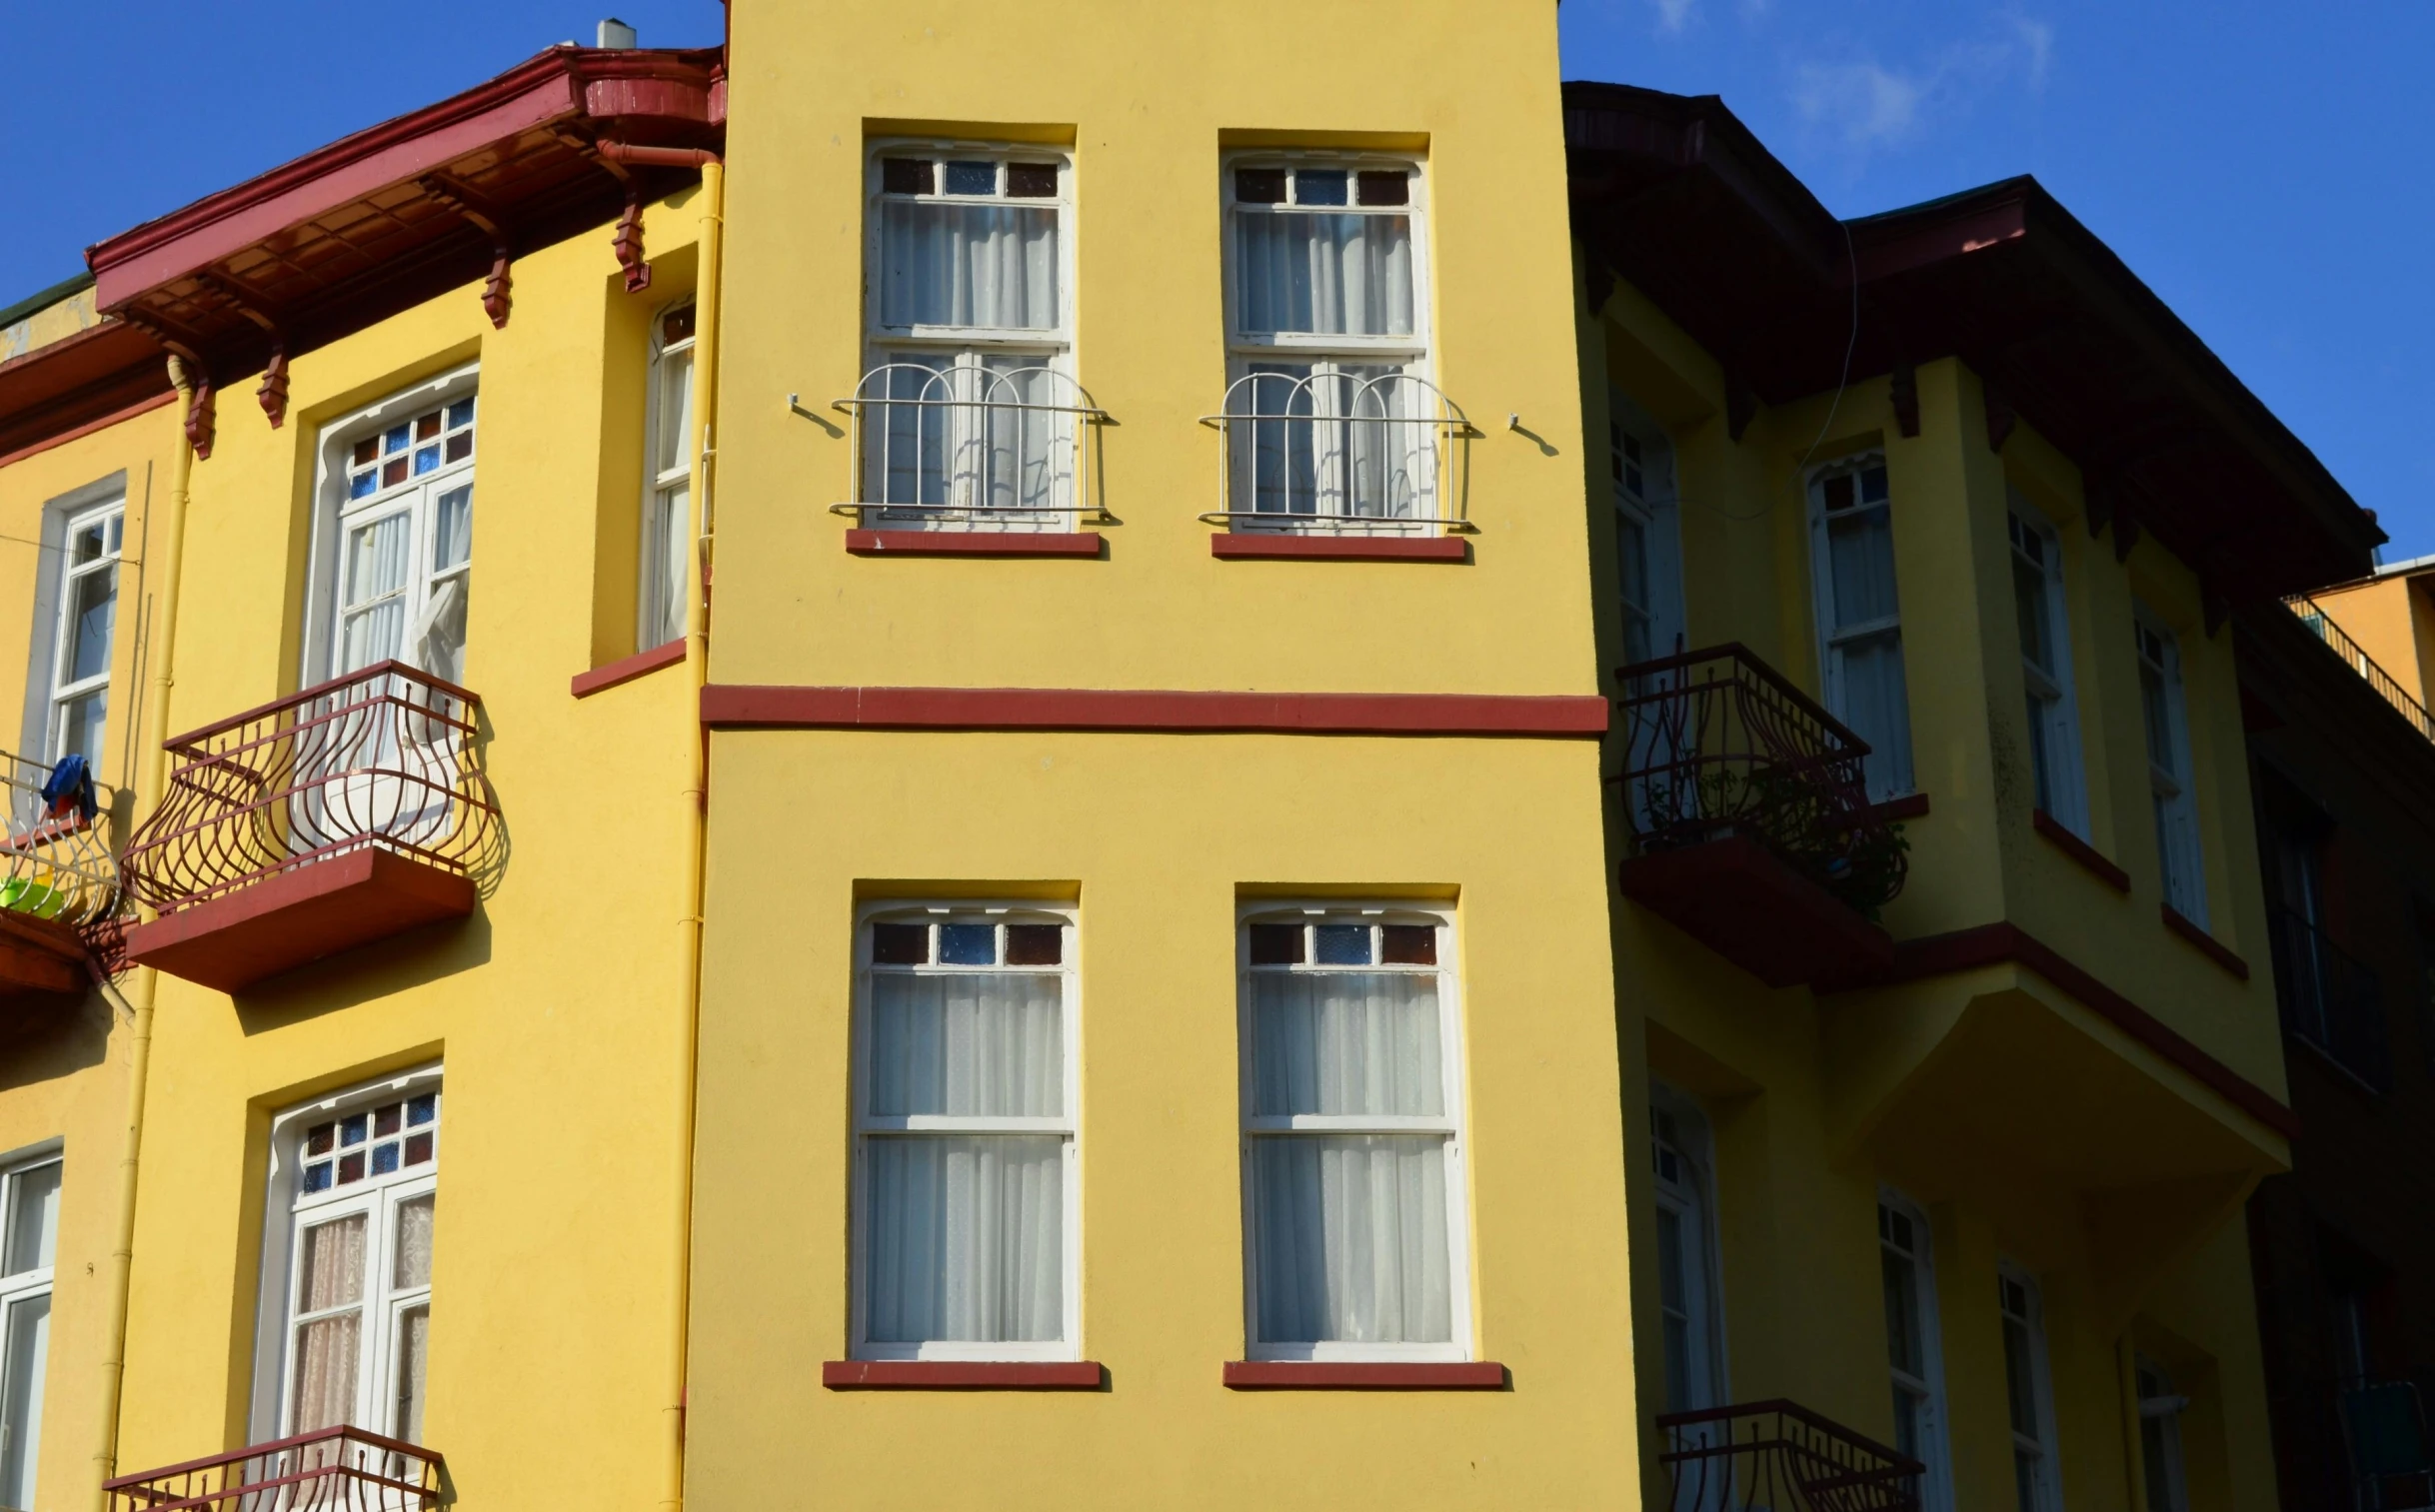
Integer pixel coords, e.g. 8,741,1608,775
1212,534,1467,562
1859,791,1930,824
1221,1361,1506,1390
2162,903,2250,980
821,1360,1104,1389
2032,808,2130,893
572,640,685,699
846,530,1102,558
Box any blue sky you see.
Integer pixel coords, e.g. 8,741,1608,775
9,3,2428,557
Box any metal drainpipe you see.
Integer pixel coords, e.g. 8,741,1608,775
89,354,198,1512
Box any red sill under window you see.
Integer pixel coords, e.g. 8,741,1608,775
1221,1361,1506,1389
1211,534,1467,563
571,640,685,699
821,1360,1104,1389
2162,903,2250,980
846,530,1102,558
2032,808,2131,893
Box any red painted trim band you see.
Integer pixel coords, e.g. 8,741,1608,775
701,686,1610,738
1860,792,1931,824
572,640,686,699
1211,535,1468,563
1222,1361,1506,1390
846,530,1102,558
821,1360,1103,1390
2162,903,2251,980
1859,921,2296,1137
2032,808,2131,893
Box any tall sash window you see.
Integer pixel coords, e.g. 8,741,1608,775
1880,1194,1953,1512
44,501,121,767
2008,499,2086,832
640,304,696,652
0,1156,58,1512
1650,1089,1724,1414
1811,458,1914,799
1999,1266,2062,1511
2136,610,2206,923
330,392,477,685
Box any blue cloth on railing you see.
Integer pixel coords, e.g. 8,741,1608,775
40,755,96,822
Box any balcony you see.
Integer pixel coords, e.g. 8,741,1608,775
1199,371,1473,558
122,663,500,992
0,750,122,995
827,363,1107,553
2268,905,2391,1093
1655,1400,1921,1511
1614,646,1906,987
106,1426,441,1512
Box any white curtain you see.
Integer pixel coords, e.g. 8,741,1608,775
881,202,1059,330
1234,212,1413,337
865,970,1065,1343
1826,508,1914,797
1232,364,1424,520
339,512,410,674
292,1215,365,1432
6,1164,58,1276
0,1293,47,1510
1248,970,1451,1345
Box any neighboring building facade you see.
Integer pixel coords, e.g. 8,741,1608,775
0,11,2402,1512
2240,586,2435,1509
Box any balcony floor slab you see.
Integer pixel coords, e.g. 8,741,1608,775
127,848,475,992
0,909,85,996
1619,833,1892,988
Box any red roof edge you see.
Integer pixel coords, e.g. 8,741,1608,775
87,44,723,312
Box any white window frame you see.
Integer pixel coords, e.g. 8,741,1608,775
857,143,1082,533
639,302,696,653
1236,900,1470,1363
1218,153,1441,534
2135,606,2206,925
849,900,1081,1362
1998,1261,2064,1512
300,365,480,689
1612,389,1686,670
42,497,123,768
1649,1082,1727,1415
2135,1355,2191,1512
0,1147,60,1512
1880,1189,1956,1512
1808,454,1915,800
2008,496,2087,835
249,1064,442,1445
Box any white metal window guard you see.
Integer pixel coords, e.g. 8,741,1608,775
0,751,119,928
1200,371,1473,534
828,363,1108,531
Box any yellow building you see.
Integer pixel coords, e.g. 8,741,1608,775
0,9,2394,1512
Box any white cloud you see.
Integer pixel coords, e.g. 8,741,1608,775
1651,0,1696,34
1789,13,2055,160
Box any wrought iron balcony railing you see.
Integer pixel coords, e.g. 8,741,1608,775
105,1426,440,1512
827,363,1106,530
123,662,499,917
2287,596,2435,746
1656,1400,1923,1512
1617,645,1907,916
1200,370,1472,533
0,750,121,931
2269,905,2391,1093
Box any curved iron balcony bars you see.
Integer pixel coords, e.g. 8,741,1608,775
2268,903,2391,1094
122,661,500,917
829,363,1109,530
0,749,122,931
105,1424,441,1512
1616,644,1909,912
1655,1399,1924,1512
1199,370,1473,533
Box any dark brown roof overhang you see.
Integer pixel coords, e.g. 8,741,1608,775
1565,81,2383,601
86,44,724,395
0,320,170,468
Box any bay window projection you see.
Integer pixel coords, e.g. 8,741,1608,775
331,392,477,685
1811,459,1914,799
1650,1090,1723,1414
640,304,695,652
45,499,122,767
2009,500,2086,833
1998,1266,2061,1512
1880,1195,1952,1512
0,1156,58,1512
1217,159,1459,533
2136,611,2206,923
852,907,1078,1358
852,151,1088,531
1238,907,1468,1361
262,1079,440,1444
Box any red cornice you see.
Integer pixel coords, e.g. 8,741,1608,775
1221,1361,1507,1389
0,320,171,466
699,685,1612,738
1847,920,2296,1137
88,47,722,308
821,1361,1103,1389
0,390,174,473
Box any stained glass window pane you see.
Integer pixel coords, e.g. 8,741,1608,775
338,1152,365,1185
1313,924,1370,965
872,923,929,965
1249,924,1302,965
1295,169,1349,206
943,161,998,195
403,1133,433,1166
372,1143,400,1176
1004,924,1062,965
447,399,475,430
304,1164,333,1193
384,426,409,454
